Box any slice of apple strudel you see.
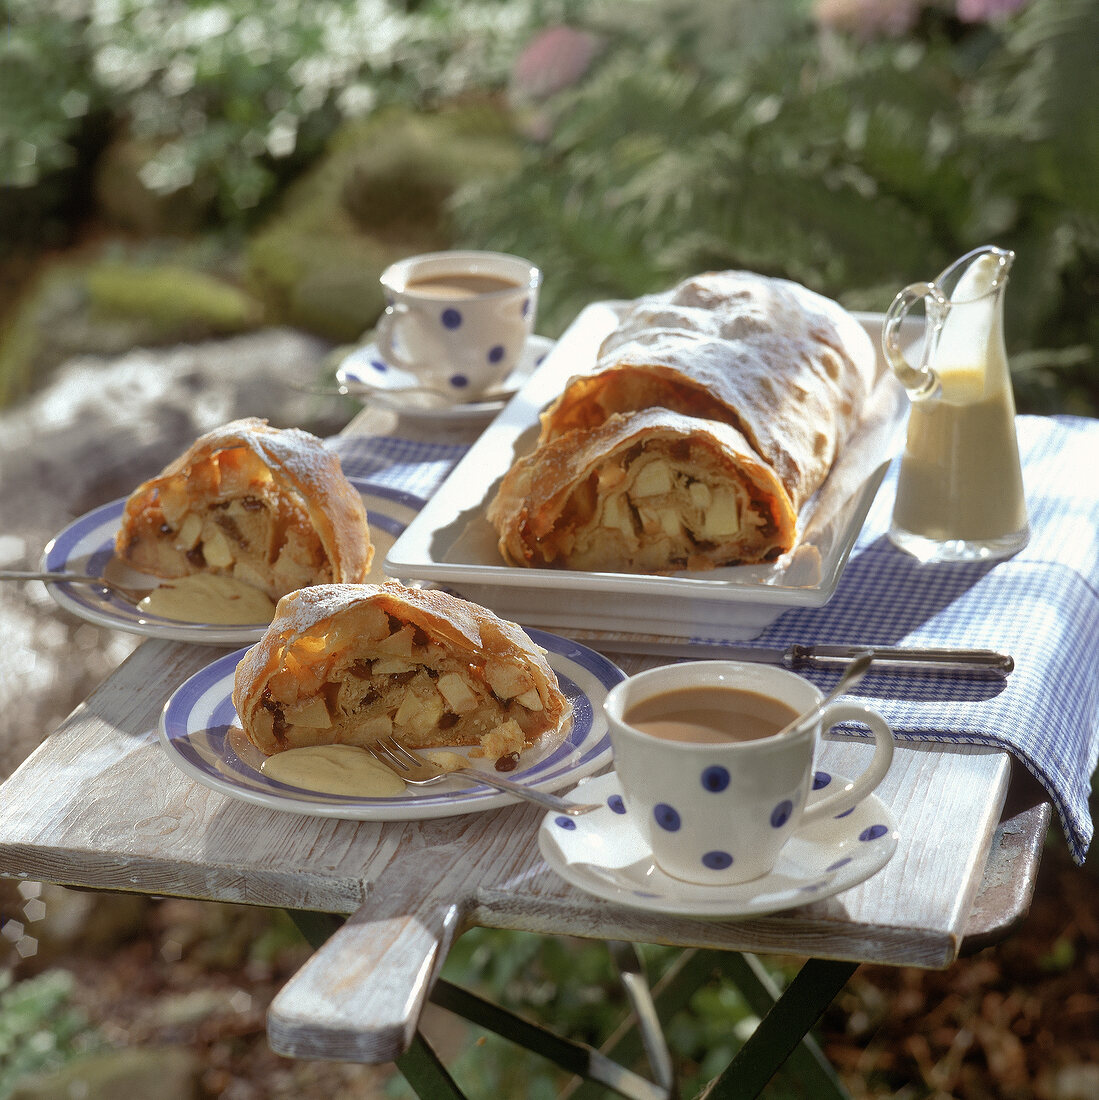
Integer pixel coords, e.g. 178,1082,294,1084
114,418,372,600
232,583,571,763
487,407,796,573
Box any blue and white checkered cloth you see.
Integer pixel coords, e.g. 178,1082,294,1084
331,416,1099,864
330,434,470,505
752,415,1099,865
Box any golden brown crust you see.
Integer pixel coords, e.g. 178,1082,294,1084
232,582,571,759
539,271,876,512
114,418,372,599
489,271,872,574
488,407,797,572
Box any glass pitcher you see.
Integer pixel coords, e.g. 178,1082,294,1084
883,245,1029,563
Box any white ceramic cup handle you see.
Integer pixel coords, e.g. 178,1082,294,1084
374,303,413,368
799,701,894,827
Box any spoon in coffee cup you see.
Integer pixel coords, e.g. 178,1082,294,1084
775,651,874,739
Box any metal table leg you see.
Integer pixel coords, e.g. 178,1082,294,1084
567,949,850,1100
286,913,853,1100
698,958,858,1099
431,978,669,1100
707,953,851,1099
396,1030,470,1100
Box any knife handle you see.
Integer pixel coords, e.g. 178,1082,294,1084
786,644,1014,677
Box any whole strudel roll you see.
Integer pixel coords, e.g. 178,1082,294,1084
539,271,876,513
233,583,571,761
488,407,796,572
114,418,372,600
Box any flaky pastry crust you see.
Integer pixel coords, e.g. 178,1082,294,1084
488,407,797,572
539,271,876,513
232,583,571,760
114,417,372,599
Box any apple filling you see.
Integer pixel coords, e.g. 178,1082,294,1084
120,446,330,599
248,603,551,763
546,443,771,572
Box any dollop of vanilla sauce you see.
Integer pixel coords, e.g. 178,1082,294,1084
261,744,406,796
138,574,277,624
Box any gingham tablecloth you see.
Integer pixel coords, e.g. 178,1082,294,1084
331,415,1099,864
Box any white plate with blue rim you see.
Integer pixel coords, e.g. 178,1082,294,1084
538,770,898,918
158,630,625,821
336,335,555,421
38,479,420,645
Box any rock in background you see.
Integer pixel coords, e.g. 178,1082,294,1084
0,328,352,781
0,102,531,783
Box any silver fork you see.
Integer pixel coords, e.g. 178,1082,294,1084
0,570,157,605
365,735,602,816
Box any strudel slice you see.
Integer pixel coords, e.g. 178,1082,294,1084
233,583,571,762
488,407,796,572
114,418,372,600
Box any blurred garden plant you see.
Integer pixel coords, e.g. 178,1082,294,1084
0,969,105,1097
452,0,1099,413
0,0,585,235
0,0,585,398
435,929,796,1100
3,0,1096,412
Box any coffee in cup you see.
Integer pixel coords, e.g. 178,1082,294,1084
374,250,541,401
404,272,520,298
604,661,894,885
624,685,800,744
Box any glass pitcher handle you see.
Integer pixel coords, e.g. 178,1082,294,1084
883,280,947,400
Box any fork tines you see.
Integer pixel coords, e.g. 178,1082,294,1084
370,736,429,773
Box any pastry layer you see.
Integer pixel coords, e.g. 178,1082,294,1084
539,271,876,513
232,583,571,762
488,407,796,572
114,418,372,599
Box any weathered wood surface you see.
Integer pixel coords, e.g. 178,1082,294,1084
263,738,1009,1063
0,629,1010,1062
0,635,1008,949
0,400,1017,1066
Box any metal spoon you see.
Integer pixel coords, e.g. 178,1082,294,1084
289,378,518,406
0,570,156,605
776,651,874,739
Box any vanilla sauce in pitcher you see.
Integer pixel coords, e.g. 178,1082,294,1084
885,247,1029,562
891,365,1028,543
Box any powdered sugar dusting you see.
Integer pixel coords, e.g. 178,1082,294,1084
233,581,564,734
261,582,545,660
171,417,347,491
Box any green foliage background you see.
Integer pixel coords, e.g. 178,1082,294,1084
449,0,1099,414
1,1,1098,1094
2,0,1097,411
0,971,104,1096
0,0,581,220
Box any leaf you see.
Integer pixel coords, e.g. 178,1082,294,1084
999,0,1099,214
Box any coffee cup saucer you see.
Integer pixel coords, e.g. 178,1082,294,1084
336,334,554,422
538,771,898,918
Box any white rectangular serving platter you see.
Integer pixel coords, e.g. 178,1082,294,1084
384,304,910,640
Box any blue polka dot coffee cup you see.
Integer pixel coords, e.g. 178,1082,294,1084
604,661,894,886
375,251,541,401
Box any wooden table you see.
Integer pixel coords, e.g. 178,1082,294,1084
0,404,1051,1099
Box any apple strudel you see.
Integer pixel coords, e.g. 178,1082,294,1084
488,407,796,572
539,271,876,513
114,418,372,600
232,583,571,763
